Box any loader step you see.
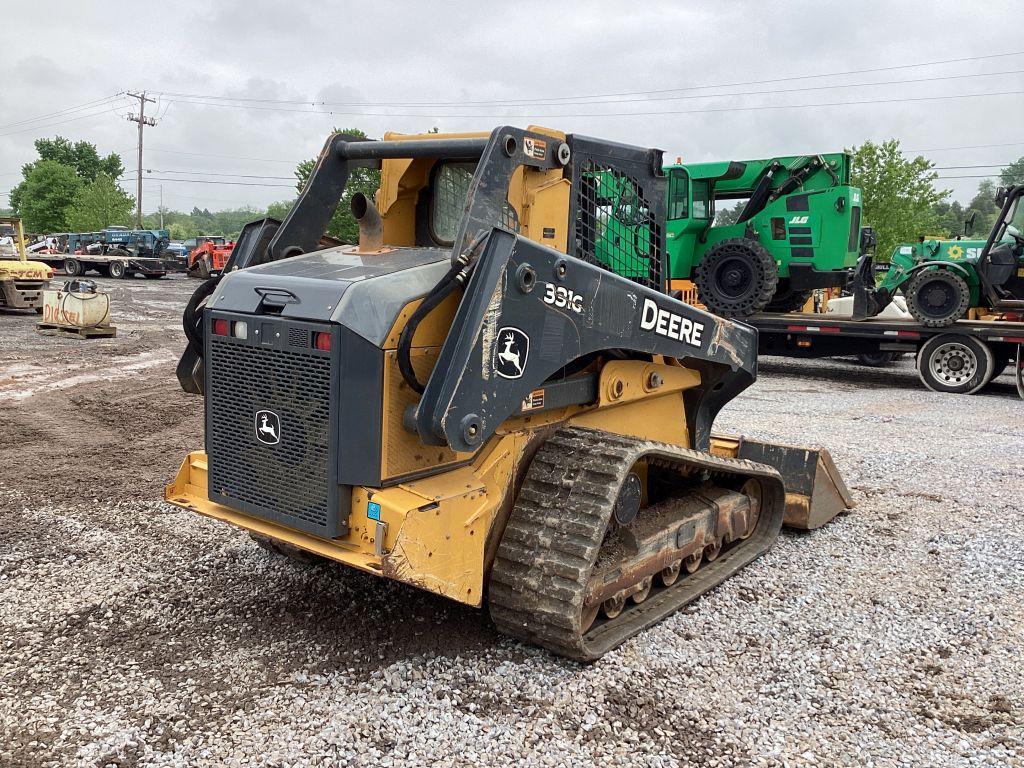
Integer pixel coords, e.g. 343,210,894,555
488,426,787,662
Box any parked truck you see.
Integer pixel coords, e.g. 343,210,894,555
49,228,173,279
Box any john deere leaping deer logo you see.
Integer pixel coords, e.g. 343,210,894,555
254,410,281,445
494,327,529,379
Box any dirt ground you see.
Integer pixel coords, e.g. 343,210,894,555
1,275,1021,767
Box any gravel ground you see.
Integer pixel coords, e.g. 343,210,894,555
1,276,1022,767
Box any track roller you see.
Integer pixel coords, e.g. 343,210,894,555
488,426,786,661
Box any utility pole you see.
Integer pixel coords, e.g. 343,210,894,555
126,91,156,228
159,185,164,229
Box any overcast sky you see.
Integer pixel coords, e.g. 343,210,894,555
2,0,1022,216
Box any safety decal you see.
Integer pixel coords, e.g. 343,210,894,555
494,326,530,379
523,137,547,160
521,389,545,411
367,501,381,521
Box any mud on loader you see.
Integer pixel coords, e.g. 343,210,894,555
166,127,852,661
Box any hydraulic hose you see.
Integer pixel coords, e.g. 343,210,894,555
398,232,489,394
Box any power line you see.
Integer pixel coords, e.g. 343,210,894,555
0,103,127,138
905,141,1024,153
159,88,1024,119
128,168,296,180
143,147,303,164
0,93,125,132
156,68,1024,110
123,176,294,188
153,49,1024,107
931,163,1017,170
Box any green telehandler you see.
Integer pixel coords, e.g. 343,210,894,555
659,153,869,315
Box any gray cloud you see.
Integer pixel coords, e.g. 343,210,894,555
2,0,1021,214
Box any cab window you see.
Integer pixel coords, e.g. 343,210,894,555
691,180,711,220
667,169,689,220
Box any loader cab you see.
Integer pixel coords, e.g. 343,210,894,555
978,185,1024,304
664,167,714,280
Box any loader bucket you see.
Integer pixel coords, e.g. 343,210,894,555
710,435,854,530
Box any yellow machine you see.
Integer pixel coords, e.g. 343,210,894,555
167,127,851,660
0,217,52,311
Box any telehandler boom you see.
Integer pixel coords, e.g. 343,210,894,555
167,127,851,660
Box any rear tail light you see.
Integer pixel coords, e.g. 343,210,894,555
232,321,247,340
212,318,229,336
313,331,332,352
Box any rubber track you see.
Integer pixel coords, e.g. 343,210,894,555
488,426,787,662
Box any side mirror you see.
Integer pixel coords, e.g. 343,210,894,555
995,187,1009,208
964,211,977,236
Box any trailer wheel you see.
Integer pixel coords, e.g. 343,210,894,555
694,238,778,317
906,269,970,327
109,260,127,279
64,258,82,276
917,334,994,394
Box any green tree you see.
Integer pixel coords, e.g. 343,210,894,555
66,174,135,231
714,202,744,227
963,180,1001,238
17,161,82,232
1000,157,1024,187
295,128,380,243
24,136,123,181
168,221,200,240
10,136,125,227
931,199,968,238
848,139,948,261
266,199,295,220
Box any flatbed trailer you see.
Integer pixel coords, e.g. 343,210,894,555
36,253,170,279
747,312,1024,397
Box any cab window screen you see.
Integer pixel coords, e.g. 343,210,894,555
431,162,476,244
430,161,519,245
667,169,689,220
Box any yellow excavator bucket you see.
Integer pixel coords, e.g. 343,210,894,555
710,434,854,529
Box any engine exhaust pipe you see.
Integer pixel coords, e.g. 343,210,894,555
350,192,383,253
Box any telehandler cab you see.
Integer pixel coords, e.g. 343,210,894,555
167,127,851,660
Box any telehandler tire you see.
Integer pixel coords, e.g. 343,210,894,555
916,334,994,395
905,269,970,327
694,238,778,317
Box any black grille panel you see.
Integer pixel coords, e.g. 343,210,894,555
573,160,664,293
207,330,338,537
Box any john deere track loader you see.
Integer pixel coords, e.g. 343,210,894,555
166,127,851,661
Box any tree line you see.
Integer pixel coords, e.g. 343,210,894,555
4,132,1022,261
